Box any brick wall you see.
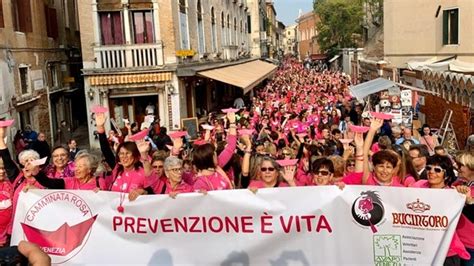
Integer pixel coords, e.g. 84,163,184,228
419,93,470,149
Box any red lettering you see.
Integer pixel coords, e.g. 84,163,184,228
189,216,202,233
260,214,273,234
124,217,135,233
174,217,188,233
316,215,332,233
148,218,159,233
160,218,173,233
301,215,315,232
113,216,123,231
224,216,239,233
241,216,254,233
136,218,146,234
209,216,224,233
280,216,293,233
295,216,301,232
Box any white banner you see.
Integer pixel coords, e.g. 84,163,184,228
11,186,465,265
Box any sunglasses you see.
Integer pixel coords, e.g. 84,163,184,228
260,167,275,172
315,170,331,176
347,163,355,167
282,152,291,156
425,165,445,173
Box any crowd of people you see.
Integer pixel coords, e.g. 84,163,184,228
0,58,472,265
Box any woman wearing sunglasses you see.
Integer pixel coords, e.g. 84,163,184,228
410,155,470,264
248,157,297,189
307,158,335,186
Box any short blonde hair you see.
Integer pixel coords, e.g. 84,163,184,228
456,151,474,170
328,155,345,178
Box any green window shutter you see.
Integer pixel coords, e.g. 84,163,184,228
452,9,459,44
442,10,448,45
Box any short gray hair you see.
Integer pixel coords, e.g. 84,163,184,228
18,150,40,163
75,151,99,175
164,156,182,171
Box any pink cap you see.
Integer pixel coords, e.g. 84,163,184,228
91,106,108,113
370,112,394,120
221,108,240,113
168,131,188,139
0,119,14,128
129,129,149,141
276,159,299,167
349,125,370,133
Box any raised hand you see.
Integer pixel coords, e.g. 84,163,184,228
370,118,384,131
354,132,364,148
95,113,107,129
281,165,296,185
137,140,151,154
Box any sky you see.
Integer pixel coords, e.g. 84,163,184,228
273,0,314,27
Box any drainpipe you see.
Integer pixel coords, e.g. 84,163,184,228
44,61,54,145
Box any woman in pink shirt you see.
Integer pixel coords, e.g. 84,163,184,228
0,157,12,247
343,119,402,186
43,146,75,179
32,152,101,190
0,132,44,236
163,157,192,196
248,157,297,189
453,151,474,266
192,142,233,192
95,113,151,201
411,155,470,264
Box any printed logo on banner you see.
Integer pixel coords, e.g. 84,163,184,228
351,191,385,233
392,199,449,230
20,191,97,264
373,235,402,266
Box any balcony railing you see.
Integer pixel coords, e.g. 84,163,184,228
223,45,239,60
94,42,164,69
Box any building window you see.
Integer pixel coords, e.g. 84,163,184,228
443,8,459,45
45,5,59,39
197,0,205,54
221,12,226,46
211,7,217,52
131,10,154,44
19,66,30,95
0,0,4,28
179,0,189,49
99,11,124,45
49,65,59,88
11,0,32,32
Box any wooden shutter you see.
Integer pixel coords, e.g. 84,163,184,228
18,0,32,32
0,0,4,28
442,10,448,45
45,5,59,39
451,9,459,44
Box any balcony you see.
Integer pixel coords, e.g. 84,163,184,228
94,42,164,69
223,45,239,60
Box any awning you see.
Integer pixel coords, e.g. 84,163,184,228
328,55,340,63
350,78,439,100
197,60,277,94
350,78,398,100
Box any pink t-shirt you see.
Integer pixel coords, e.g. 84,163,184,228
64,177,98,190
342,172,403,187
165,181,193,194
109,168,146,193
10,174,44,234
248,180,289,189
193,172,231,192
0,181,13,245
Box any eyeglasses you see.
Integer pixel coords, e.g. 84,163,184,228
315,170,331,176
260,167,275,172
167,167,182,172
425,165,445,173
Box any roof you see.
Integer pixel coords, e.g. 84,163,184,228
350,78,397,100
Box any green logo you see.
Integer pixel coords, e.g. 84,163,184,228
373,235,402,266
